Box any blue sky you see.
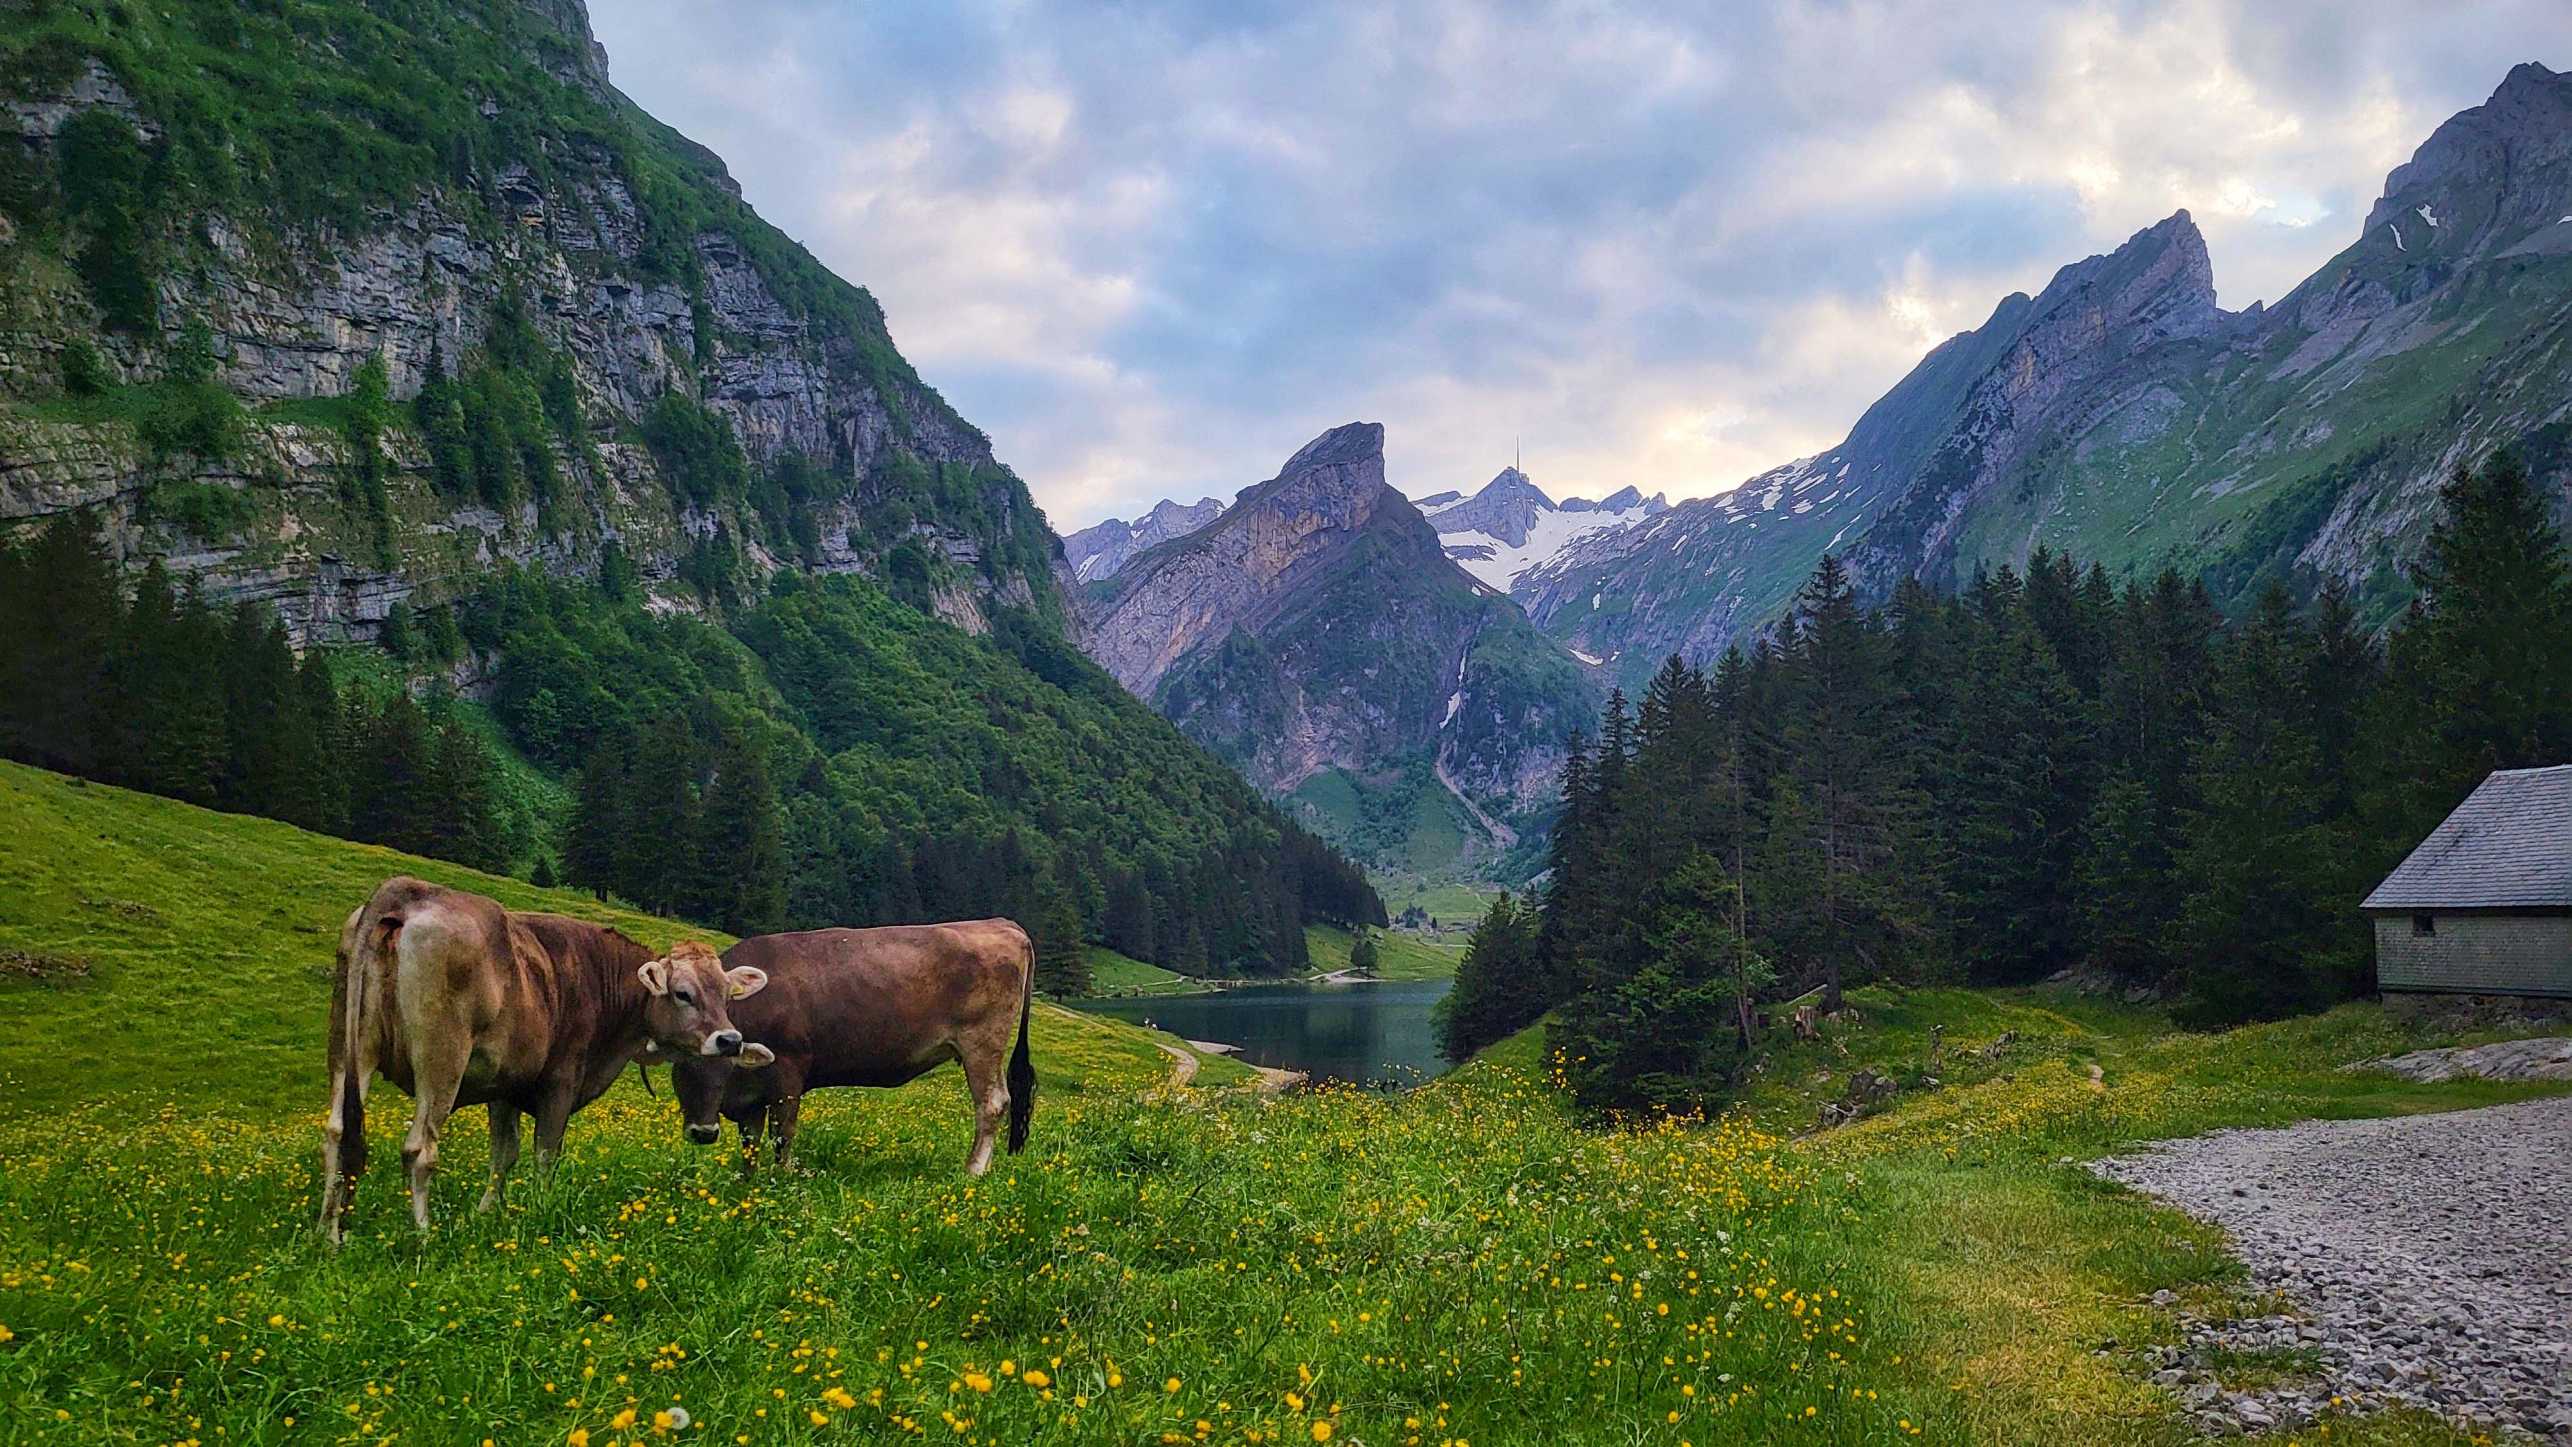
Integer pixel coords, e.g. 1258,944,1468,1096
589,1,2570,529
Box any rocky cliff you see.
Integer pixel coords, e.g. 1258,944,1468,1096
0,0,1065,644
1082,423,1596,878
1526,63,2572,690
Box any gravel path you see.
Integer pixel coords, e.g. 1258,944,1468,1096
2093,1095,2572,1440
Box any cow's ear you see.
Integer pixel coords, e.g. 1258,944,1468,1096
637,959,671,996
733,1042,776,1071
725,965,769,1000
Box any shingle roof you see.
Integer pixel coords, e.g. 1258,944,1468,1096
2363,765,2572,910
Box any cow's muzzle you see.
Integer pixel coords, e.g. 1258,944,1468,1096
684,1123,722,1146
705,1030,743,1057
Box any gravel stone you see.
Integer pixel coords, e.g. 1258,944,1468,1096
2093,1095,2572,1442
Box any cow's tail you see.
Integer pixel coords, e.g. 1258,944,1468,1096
324,883,403,1232
1006,930,1036,1154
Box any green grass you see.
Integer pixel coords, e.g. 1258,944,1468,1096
1076,946,1196,997
1383,880,1500,927
0,760,2560,1445
1302,924,1461,981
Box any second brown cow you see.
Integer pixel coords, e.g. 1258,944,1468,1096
668,920,1036,1175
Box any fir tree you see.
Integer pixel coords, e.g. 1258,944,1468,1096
2366,451,2572,861
2170,588,2359,1022
697,736,786,933
1031,873,1094,996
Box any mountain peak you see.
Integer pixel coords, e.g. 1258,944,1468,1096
1280,422,1386,476
1063,495,1228,582
2364,59,2572,246
2028,208,2218,345
1475,465,1554,508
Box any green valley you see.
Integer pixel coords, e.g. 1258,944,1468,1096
0,761,2558,1445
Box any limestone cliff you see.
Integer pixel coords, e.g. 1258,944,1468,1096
0,0,1064,643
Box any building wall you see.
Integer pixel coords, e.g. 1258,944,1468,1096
2373,913,2572,998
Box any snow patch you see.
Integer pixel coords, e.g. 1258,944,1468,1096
2416,204,2439,228
2387,223,2406,252
1569,648,1603,666
1441,691,1464,727
1435,499,1659,591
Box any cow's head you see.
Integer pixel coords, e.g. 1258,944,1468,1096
635,941,775,1070
671,1053,749,1146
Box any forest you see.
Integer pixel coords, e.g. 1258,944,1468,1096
1439,451,2572,1112
0,518,1380,995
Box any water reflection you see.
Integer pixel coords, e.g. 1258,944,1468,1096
1069,978,1455,1087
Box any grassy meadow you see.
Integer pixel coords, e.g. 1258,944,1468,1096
1,761,2564,1445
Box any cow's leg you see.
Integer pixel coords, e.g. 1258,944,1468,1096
479,1103,522,1212
734,1109,766,1178
530,1079,579,1167
768,1091,803,1170
960,1045,1009,1177
400,1043,469,1234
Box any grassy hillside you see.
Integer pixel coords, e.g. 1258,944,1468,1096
0,760,1244,1113
2,761,2563,1444
1303,923,1461,981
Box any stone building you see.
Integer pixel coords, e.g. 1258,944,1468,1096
2363,765,2572,1002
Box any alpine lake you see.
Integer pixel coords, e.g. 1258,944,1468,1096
1069,977,1455,1086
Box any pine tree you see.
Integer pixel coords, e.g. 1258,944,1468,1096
217,605,296,815
1948,620,2093,982
113,564,225,804
1778,555,1917,1008
565,730,633,898
1346,924,1381,977
2171,587,2358,1022
2365,451,2572,863
271,649,349,835
1548,851,1756,1114
697,735,786,933
619,713,702,915
351,693,439,855
1031,873,1094,996
1434,892,1545,1061
2075,772,2173,981
0,514,120,775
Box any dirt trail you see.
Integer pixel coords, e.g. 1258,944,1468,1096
1150,1038,1200,1086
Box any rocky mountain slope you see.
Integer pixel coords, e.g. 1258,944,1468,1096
0,0,1064,643
1063,495,1224,581
1526,62,2572,691
1425,467,1665,593
1081,424,1597,878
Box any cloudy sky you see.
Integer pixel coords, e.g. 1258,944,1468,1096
589,1,2569,529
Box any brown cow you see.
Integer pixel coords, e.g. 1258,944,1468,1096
667,920,1035,1176
319,876,773,1241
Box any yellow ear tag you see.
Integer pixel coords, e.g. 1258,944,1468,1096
729,981,749,998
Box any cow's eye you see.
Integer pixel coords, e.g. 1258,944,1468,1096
675,989,694,1006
